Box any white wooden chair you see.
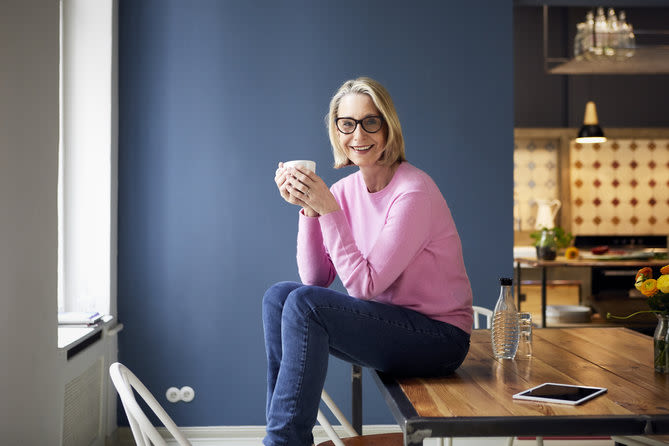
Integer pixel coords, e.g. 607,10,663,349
109,362,192,446
316,390,403,446
472,305,494,329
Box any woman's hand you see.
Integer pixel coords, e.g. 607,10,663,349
274,163,340,217
275,162,319,216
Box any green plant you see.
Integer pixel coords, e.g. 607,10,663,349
529,226,573,249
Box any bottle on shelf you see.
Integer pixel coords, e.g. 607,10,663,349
583,10,595,60
606,8,619,57
618,11,636,59
575,8,637,62
491,277,520,360
574,22,587,59
594,7,608,57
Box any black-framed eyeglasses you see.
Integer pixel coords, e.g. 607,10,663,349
335,115,384,134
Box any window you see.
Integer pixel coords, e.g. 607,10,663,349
58,0,117,315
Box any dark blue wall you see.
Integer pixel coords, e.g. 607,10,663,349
118,0,513,426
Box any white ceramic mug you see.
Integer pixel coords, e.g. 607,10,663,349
283,160,316,173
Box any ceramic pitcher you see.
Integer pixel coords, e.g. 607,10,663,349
535,199,561,229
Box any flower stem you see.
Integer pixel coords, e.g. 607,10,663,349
606,310,659,320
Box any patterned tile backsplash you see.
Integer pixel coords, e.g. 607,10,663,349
514,138,669,235
514,138,561,231
569,139,669,235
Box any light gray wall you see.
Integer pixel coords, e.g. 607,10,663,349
0,0,60,442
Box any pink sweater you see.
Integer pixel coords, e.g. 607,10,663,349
296,162,473,334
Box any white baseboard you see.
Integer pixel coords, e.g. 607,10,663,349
113,424,401,446
111,426,616,446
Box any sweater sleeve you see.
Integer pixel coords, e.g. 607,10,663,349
318,192,431,300
296,210,336,287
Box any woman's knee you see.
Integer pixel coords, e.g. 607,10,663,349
262,281,303,311
282,285,332,322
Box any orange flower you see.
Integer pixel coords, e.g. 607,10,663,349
565,247,580,260
636,267,652,281
661,265,669,275
635,267,653,291
640,279,659,297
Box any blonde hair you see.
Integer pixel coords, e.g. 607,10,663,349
326,77,406,169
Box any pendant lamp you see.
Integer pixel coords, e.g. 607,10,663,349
575,101,606,144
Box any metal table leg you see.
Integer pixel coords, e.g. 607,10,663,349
541,265,547,328
516,261,522,311
352,364,362,435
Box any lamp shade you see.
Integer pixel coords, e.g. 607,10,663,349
575,101,606,144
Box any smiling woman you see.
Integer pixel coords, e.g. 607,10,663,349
335,94,388,174
265,77,474,446
327,77,406,172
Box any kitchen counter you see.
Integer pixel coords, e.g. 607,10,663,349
516,257,668,268
515,256,667,328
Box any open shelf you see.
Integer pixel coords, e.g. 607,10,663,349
549,46,669,74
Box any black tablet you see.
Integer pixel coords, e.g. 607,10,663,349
512,383,607,405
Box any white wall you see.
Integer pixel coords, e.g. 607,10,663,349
0,0,61,443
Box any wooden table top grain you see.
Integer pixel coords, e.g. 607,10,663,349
374,327,669,445
399,328,669,419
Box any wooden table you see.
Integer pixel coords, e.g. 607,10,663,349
372,328,669,446
514,257,668,327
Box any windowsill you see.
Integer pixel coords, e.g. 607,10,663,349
58,314,116,351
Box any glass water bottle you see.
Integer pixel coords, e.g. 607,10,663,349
491,277,520,360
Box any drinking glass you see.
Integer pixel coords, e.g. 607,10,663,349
517,312,533,358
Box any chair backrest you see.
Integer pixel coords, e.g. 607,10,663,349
472,305,493,329
317,390,359,446
109,362,192,446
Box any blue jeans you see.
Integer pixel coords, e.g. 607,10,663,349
262,281,470,446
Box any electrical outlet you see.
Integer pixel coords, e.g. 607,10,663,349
180,386,195,402
166,387,181,403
